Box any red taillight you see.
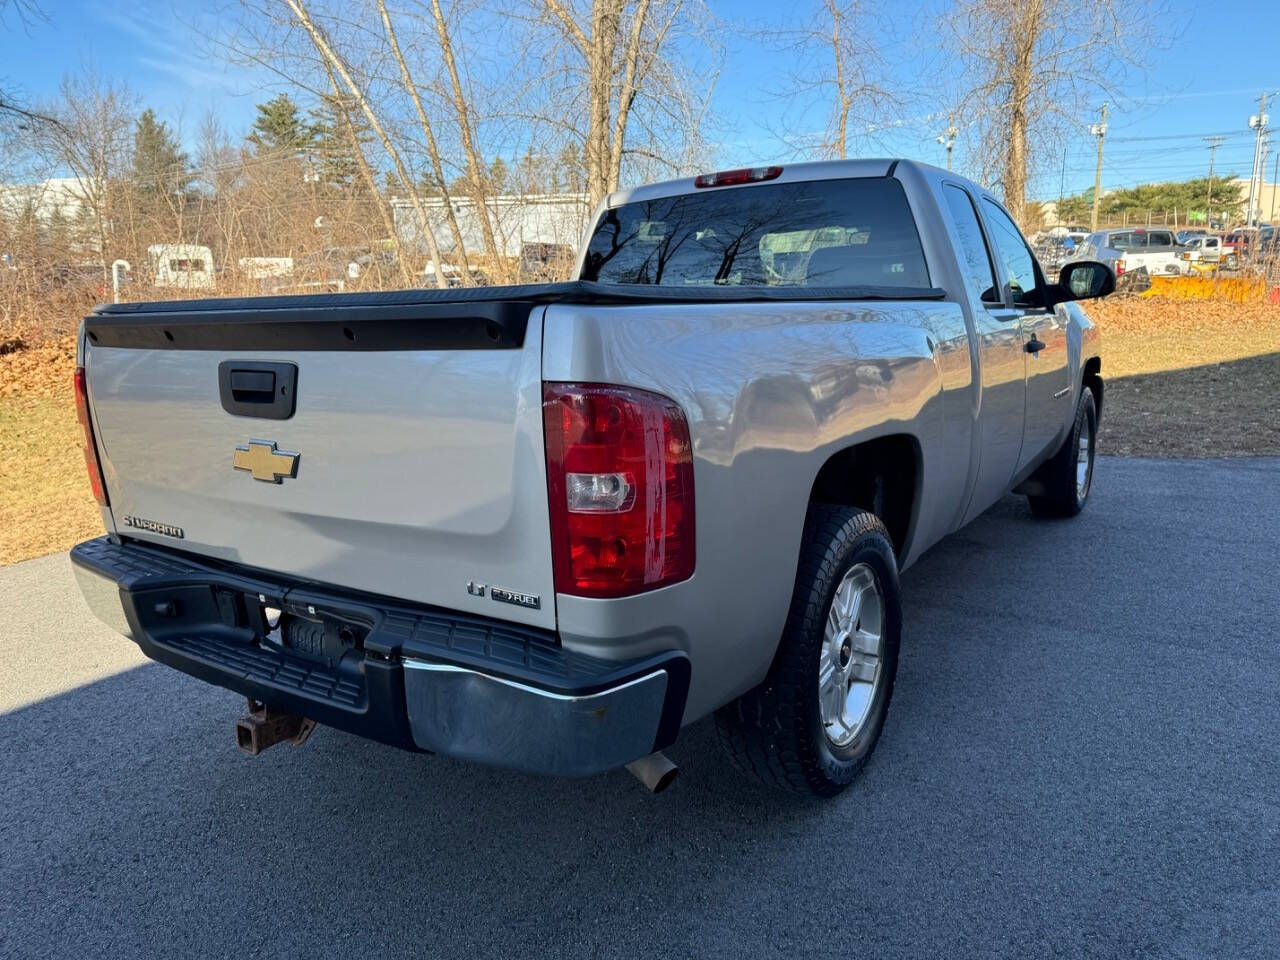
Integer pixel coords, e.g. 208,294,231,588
74,366,109,507
693,165,783,188
543,383,695,598
1114,258,1125,276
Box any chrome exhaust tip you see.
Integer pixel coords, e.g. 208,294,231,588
625,751,679,794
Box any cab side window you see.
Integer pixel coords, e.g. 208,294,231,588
942,184,1000,304
981,199,1040,305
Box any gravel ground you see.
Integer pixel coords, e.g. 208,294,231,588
1,456,1277,960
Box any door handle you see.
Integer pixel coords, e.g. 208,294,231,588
1025,337,1046,354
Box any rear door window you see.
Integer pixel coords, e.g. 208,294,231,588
942,184,1000,303
980,199,1040,304
581,177,930,289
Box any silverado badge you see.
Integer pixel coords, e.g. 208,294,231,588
233,439,300,483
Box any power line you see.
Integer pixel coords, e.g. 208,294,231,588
1106,129,1251,144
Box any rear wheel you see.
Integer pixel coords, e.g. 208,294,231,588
715,505,901,797
1027,387,1097,518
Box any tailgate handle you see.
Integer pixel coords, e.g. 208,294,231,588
219,361,297,420
230,370,275,398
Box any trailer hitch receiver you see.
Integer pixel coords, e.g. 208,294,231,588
235,698,317,755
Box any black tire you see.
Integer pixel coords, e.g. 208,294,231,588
1026,387,1097,518
715,505,902,797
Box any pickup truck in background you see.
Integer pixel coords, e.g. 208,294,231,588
1178,234,1236,273
71,160,1111,797
1072,227,1183,290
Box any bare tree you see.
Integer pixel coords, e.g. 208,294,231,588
537,0,714,205
376,0,474,279
423,0,502,272
282,0,451,287
36,73,136,283
771,0,900,159
943,0,1161,224
318,57,416,286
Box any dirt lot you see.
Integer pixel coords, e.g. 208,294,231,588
1,295,1277,565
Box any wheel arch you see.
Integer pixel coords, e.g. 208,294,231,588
1082,355,1103,419
806,433,922,562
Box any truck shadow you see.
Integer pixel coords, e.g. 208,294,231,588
6,461,1278,956
1103,351,1280,457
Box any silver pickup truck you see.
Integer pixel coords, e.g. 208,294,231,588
71,159,1110,797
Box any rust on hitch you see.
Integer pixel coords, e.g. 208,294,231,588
235,698,317,755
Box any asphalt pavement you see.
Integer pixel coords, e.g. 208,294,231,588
2,456,1278,959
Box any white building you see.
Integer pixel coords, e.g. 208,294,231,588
0,177,88,224
391,193,592,259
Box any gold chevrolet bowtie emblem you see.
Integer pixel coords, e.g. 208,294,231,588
233,440,300,483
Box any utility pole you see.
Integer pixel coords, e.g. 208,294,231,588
1058,151,1067,221
1204,135,1225,225
1271,146,1279,223
1262,134,1272,224
937,114,958,171
1247,92,1270,227
1089,103,1107,231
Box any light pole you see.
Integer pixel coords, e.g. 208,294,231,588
1264,146,1274,224
1089,103,1107,231
937,115,957,171
1247,92,1272,226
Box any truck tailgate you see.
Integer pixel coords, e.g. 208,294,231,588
82,294,556,629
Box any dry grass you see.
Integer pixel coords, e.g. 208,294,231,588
1090,296,1280,378
0,392,104,565
0,295,1277,565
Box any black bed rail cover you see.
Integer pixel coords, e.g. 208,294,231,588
84,280,947,351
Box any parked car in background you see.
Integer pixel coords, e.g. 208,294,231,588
422,261,490,287
1034,236,1078,276
1178,235,1235,272
519,241,576,281
1176,229,1208,244
71,159,1110,797
1222,226,1277,264
1071,228,1182,288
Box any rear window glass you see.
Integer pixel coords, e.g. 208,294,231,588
581,177,930,288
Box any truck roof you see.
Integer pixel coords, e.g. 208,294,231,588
605,158,948,208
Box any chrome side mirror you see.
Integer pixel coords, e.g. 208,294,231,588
1057,260,1116,301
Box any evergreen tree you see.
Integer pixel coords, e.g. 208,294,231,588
309,95,369,188
418,173,444,196
1055,175,1246,225
487,156,509,195
132,108,191,206
246,94,314,154
557,142,584,194
517,147,542,194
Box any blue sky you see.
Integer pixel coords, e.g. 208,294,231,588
3,0,1277,198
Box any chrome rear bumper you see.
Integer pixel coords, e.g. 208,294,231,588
403,662,670,776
